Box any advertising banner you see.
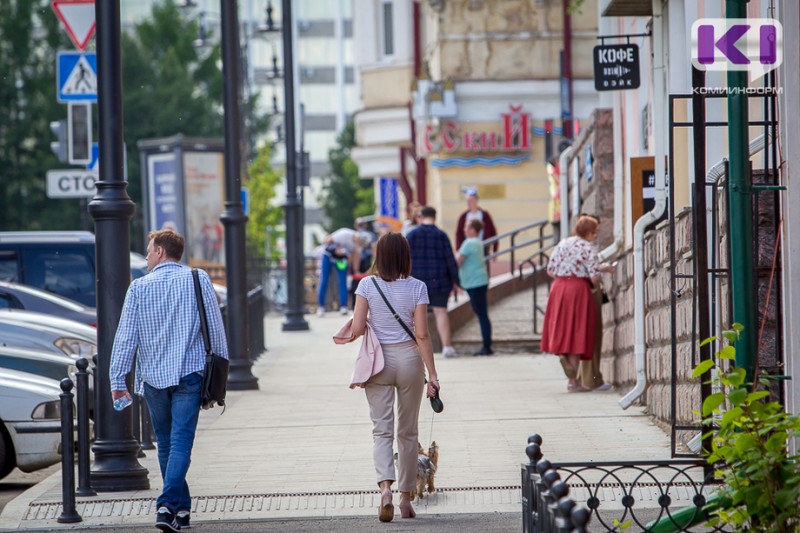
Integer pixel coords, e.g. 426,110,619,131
146,152,183,235
184,151,225,267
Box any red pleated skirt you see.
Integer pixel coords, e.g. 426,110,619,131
540,277,597,360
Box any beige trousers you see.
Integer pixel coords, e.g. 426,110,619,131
364,340,425,492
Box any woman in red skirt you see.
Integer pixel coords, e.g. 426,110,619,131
541,215,611,392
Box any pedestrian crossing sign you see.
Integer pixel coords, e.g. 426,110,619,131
57,51,97,103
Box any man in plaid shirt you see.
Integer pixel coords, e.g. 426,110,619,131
110,229,228,532
406,206,460,357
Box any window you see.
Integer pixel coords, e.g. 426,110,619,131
0,294,17,309
381,1,394,57
0,252,17,282
22,249,96,306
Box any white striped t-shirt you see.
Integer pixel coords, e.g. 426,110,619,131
355,275,429,344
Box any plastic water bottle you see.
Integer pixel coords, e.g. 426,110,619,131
113,394,132,411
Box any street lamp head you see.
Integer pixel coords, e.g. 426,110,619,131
177,0,199,8
257,1,281,34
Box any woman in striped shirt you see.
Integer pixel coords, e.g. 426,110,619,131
351,232,440,522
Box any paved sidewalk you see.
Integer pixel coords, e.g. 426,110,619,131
0,311,670,531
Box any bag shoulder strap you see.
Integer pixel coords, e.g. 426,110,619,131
192,268,213,356
370,277,416,342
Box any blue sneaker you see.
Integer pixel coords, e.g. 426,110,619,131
176,511,191,529
155,507,179,532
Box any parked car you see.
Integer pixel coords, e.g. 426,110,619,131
0,280,96,326
0,231,97,307
130,251,149,279
0,309,97,359
0,231,155,307
0,345,78,385
0,369,67,479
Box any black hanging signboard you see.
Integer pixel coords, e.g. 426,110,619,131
593,43,641,91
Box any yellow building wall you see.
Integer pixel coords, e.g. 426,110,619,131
422,120,551,240
360,65,414,109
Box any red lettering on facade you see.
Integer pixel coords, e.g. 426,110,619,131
423,124,434,154
442,121,458,152
502,106,530,150
463,131,481,152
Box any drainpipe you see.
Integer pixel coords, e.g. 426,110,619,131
726,0,756,380
558,146,573,240
620,0,667,410
599,94,624,261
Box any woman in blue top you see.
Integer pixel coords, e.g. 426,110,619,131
457,219,493,355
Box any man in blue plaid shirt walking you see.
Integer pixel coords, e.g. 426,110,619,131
406,206,460,357
110,229,228,532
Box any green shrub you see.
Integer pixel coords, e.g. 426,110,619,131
693,324,800,532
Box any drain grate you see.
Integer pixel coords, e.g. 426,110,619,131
22,486,524,522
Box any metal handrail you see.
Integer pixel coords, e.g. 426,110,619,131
482,219,553,277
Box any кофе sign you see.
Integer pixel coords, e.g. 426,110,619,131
593,44,641,91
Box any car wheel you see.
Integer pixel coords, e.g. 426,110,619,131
0,424,15,480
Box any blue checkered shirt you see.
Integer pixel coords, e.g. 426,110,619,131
406,223,460,295
109,261,229,396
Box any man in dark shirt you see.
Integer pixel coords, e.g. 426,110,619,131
406,206,460,357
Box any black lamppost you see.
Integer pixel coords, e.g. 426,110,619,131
219,0,259,390
278,0,309,331
88,0,149,491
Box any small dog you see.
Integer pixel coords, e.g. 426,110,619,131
417,441,439,499
395,442,439,500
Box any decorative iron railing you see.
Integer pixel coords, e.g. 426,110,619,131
521,435,731,532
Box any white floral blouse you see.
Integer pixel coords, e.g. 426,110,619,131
546,236,599,279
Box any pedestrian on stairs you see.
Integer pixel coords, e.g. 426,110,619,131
457,219,493,356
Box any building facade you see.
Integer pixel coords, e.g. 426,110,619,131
352,0,600,250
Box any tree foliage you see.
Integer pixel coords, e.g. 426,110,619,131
245,142,283,260
318,122,374,233
121,0,224,247
0,0,271,245
0,0,81,231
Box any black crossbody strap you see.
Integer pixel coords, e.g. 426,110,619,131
371,277,416,342
192,269,213,357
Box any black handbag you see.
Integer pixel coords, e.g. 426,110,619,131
370,278,443,414
192,269,230,411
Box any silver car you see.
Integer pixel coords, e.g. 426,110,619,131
0,309,96,360
0,369,67,479
0,280,96,326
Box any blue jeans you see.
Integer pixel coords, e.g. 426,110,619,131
144,372,202,513
317,254,348,308
466,286,492,351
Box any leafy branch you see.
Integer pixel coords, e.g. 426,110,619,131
692,324,800,532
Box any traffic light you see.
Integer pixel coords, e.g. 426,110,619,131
50,119,68,163
68,103,91,165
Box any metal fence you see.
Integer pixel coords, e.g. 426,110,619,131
521,435,730,532
219,284,266,359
